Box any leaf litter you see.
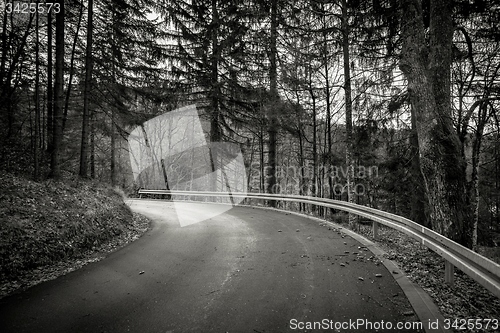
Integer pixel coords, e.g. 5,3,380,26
0,173,151,299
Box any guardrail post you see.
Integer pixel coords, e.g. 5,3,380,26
372,221,379,240
444,260,454,286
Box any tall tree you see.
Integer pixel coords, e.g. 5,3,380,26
156,0,254,192
86,0,171,181
266,0,279,203
453,3,500,249
399,0,473,247
341,0,356,227
47,10,54,153
80,0,93,178
50,0,65,179
208,0,222,191
0,8,34,139
34,7,41,180
63,1,85,134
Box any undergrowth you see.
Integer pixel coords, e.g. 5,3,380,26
0,172,143,284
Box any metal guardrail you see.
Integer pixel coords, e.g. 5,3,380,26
137,189,500,298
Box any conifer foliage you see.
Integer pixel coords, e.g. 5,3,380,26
0,0,498,249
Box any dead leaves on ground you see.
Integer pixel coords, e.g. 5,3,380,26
351,223,500,332
0,173,150,298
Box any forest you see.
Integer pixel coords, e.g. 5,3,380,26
0,0,499,251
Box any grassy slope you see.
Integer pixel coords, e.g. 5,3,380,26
0,173,149,297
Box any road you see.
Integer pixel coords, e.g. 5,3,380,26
0,200,423,332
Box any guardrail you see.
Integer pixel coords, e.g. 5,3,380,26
137,189,500,298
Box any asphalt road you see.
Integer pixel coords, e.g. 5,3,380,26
0,200,423,332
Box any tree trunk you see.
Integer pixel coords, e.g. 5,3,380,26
466,103,488,250
90,107,95,178
46,10,53,153
50,0,64,179
309,80,318,214
34,9,41,181
209,0,221,193
111,109,116,186
322,12,334,210
79,0,93,178
63,1,84,134
399,0,473,247
298,116,305,211
0,10,8,122
409,103,428,226
267,0,278,205
341,0,356,229
0,10,7,85
260,128,265,193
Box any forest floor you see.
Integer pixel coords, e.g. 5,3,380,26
349,220,500,333
0,173,151,299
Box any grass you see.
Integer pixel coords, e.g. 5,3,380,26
0,172,150,298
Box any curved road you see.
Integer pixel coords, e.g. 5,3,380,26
0,200,423,332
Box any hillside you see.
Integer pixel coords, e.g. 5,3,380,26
0,173,150,298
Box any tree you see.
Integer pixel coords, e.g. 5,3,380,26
266,0,279,204
0,8,34,139
157,0,256,192
34,7,41,181
452,2,500,249
341,0,356,228
86,0,171,182
80,0,93,178
399,0,473,247
50,0,65,179
47,9,54,153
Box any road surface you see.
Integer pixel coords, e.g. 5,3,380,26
0,200,423,332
